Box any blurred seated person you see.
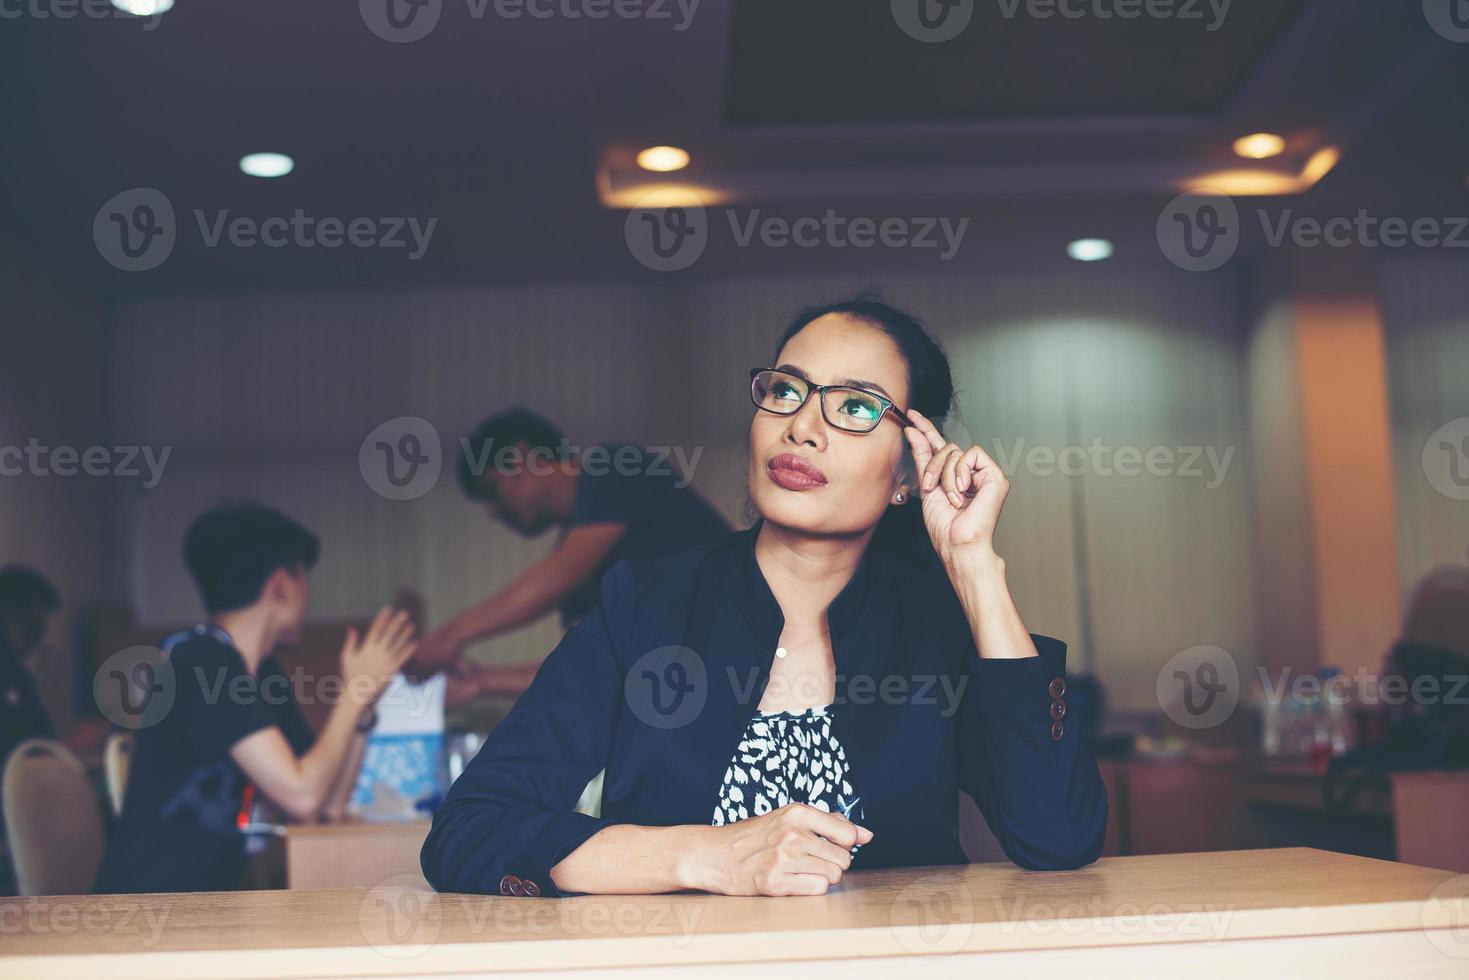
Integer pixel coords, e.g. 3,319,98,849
0,565,110,771
92,503,416,894
413,409,730,699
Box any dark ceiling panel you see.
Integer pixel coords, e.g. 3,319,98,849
726,0,1313,124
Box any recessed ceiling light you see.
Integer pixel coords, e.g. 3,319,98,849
111,0,173,14
636,146,691,173
1233,133,1286,160
239,152,295,179
1067,238,1114,262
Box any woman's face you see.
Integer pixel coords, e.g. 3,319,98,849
748,314,913,539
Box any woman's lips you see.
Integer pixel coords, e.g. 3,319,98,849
767,453,828,491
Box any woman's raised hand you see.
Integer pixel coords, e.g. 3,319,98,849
902,409,1010,568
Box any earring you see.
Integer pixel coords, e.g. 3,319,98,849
894,492,905,504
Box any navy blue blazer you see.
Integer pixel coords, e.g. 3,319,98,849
421,524,1108,897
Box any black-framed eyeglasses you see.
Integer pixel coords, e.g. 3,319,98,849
750,368,913,434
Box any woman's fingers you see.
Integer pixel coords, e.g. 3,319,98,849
941,442,964,507
955,444,985,494
806,834,855,871
786,803,854,843
780,853,845,885
772,873,833,896
903,424,934,475
906,408,947,452
920,443,951,494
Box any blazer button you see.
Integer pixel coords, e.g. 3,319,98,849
1050,719,1064,741
1050,698,1067,721
522,880,541,897
498,874,518,896
1048,677,1066,699
508,878,526,896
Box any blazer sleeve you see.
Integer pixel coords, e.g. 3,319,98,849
957,635,1109,870
419,562,632,898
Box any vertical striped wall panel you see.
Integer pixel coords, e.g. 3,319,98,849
110,267,1257,711
1378,253,1469,598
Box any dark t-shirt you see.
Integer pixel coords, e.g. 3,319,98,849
559,444,731,626
93,630,315,894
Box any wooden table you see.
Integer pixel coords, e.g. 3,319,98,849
2,848,1467,978
285,819,432,890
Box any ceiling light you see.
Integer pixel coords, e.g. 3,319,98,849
239,153,295,179
1233,133,1286,160
636,146,691,173
111,0,173,14
1067,238,1114,262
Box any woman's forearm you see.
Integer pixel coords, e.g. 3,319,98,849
549,823,713,894
951,549,1039,661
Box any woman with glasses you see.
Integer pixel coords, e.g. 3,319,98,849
421,293,1107,898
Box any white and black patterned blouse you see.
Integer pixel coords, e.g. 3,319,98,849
711,705,866,854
